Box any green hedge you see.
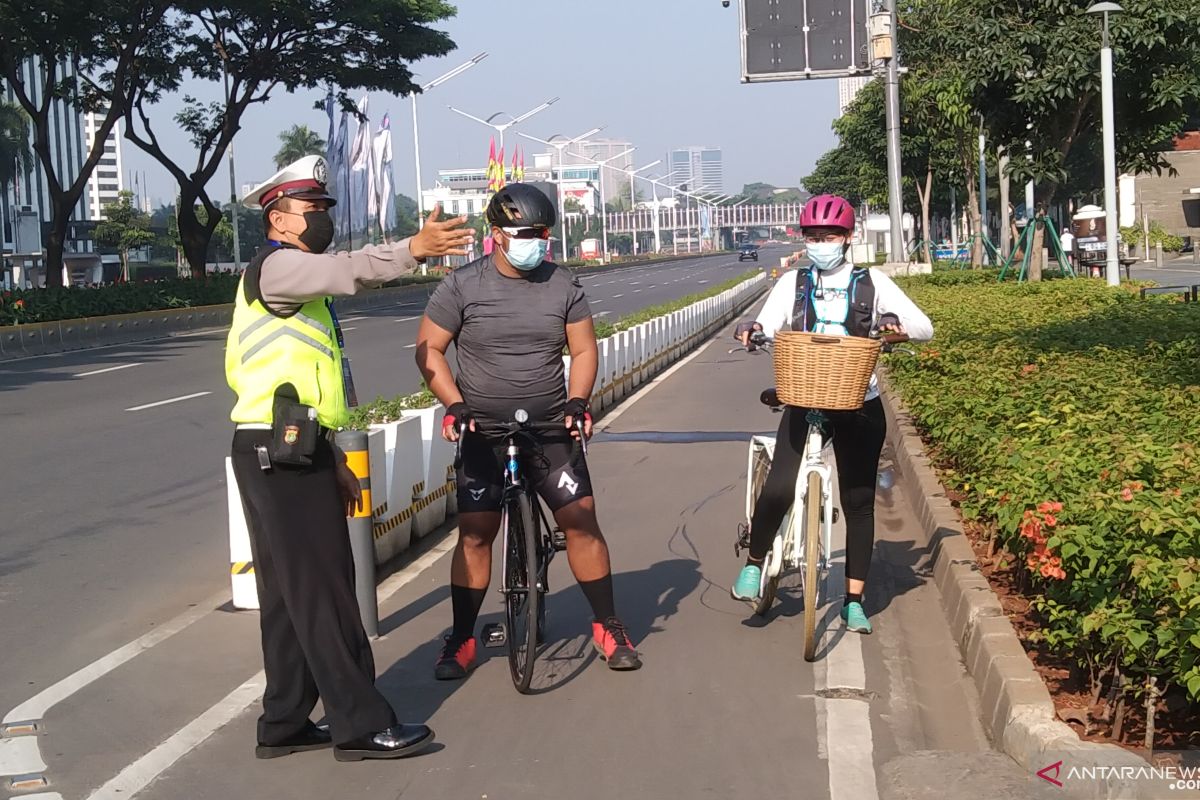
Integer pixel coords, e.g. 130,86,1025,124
886,277,1200,709
0,273,441,327
348,269,764,428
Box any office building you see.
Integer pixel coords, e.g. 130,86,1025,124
2,56,93,259
667,146,724,195
838,76,873,117
84,105,125,220
422,160,603,219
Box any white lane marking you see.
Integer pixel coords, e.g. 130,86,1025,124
403,343,417,349
341,327,357,332
633,289,642,293
590,299,603,304
124,392,212,412
84,537,457,800
0,590,226,779
171,329,223,339
698,280,709,284
338,316,366,322
612,294,624,298
596,311,611,317
826,697,879,800
73,363,141,378
629,281,641,285
84,673,267,800
395,316,421,322
13,794,63,800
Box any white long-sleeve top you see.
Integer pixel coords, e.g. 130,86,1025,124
755,262,934,402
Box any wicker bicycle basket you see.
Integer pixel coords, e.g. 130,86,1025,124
771,331,882,411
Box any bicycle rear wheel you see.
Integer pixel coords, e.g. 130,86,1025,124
505,490,541,693
802,471,824,662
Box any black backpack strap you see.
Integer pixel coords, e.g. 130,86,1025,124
791,268,816,332
845,267,875,338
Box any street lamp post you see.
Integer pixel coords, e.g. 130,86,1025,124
519,127,603,261
565,145,635,263
214,40,241,271
448,98,560,157
412,53,488,229
620,160,660,253
1088,2,1123,286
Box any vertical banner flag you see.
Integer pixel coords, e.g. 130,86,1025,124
496,146,506,191
349,94,375,239
373,113,395,238
487,137,499,193
517,147,525,182
511,147,519,183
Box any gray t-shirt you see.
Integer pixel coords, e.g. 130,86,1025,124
425,255,592,425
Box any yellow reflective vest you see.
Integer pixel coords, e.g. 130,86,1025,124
225,248,348,428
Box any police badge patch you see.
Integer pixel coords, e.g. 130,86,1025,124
314,158,328,186
284,425,300,445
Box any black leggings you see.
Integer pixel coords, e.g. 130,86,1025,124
748,398,886,583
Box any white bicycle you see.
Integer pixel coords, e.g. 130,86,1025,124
734,330,911,661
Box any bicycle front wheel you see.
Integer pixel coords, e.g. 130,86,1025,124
802,471,824,662
505,490,542,693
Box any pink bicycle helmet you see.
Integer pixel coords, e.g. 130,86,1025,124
799,194,856,231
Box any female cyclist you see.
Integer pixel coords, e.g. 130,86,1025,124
731,194,933,634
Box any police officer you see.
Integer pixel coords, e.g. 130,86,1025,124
227,155,472,762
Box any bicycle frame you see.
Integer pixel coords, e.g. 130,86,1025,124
759,412,833,595
497,435,555,598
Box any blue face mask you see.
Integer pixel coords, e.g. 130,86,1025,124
807,241,847,271
505,237,548,271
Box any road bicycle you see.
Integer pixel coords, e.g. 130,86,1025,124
454,411,587,693
732,330,912,661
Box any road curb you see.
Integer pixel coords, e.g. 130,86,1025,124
0,282,438,363
877,371,1181,800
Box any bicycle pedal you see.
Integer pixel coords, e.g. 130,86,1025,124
734,522,751,556
551,528,568,552
481,623,507,648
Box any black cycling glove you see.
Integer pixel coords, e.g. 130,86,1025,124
444,402,475,432
564,397,592,425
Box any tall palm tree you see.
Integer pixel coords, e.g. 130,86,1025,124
0,102,34,246
274,125,326,169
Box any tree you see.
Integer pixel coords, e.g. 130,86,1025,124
274,124,325,169
95,190,156,281
605,177,644,213
392,193,419,238
112,0,457,278
903,0,1200,278
0,0,173,286
0,102,34,248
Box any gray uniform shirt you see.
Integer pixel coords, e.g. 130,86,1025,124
425,256,592,426
257,239,421,311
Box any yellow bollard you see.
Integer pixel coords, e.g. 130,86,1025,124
335,429,378,637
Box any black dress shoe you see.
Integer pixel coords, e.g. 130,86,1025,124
333,723,435,762
255,722,332,759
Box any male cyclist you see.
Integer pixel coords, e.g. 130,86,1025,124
732,194,933,634
415,183,642,677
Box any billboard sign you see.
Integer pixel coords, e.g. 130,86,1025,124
740,0,872,82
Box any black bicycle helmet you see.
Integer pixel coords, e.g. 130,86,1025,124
485,183,557,228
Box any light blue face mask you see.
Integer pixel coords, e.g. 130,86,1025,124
505,237,549,271
807,241,847,271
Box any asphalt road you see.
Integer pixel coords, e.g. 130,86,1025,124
0,248,784,726
2,294,1048,800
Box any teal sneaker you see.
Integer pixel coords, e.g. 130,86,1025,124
731,564,762,601
840,601,873,634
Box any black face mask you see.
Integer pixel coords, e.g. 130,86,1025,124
276,209,334,253
297,211,334,253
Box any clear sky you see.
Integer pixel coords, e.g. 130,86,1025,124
124,0,840,209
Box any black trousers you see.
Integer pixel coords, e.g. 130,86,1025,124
748,398,886,583
231,430,396,745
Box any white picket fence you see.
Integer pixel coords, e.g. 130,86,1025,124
226,272,768,608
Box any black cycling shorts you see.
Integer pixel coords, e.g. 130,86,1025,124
456,431,593,514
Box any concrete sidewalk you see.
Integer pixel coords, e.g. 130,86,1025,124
27,313,1049,800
